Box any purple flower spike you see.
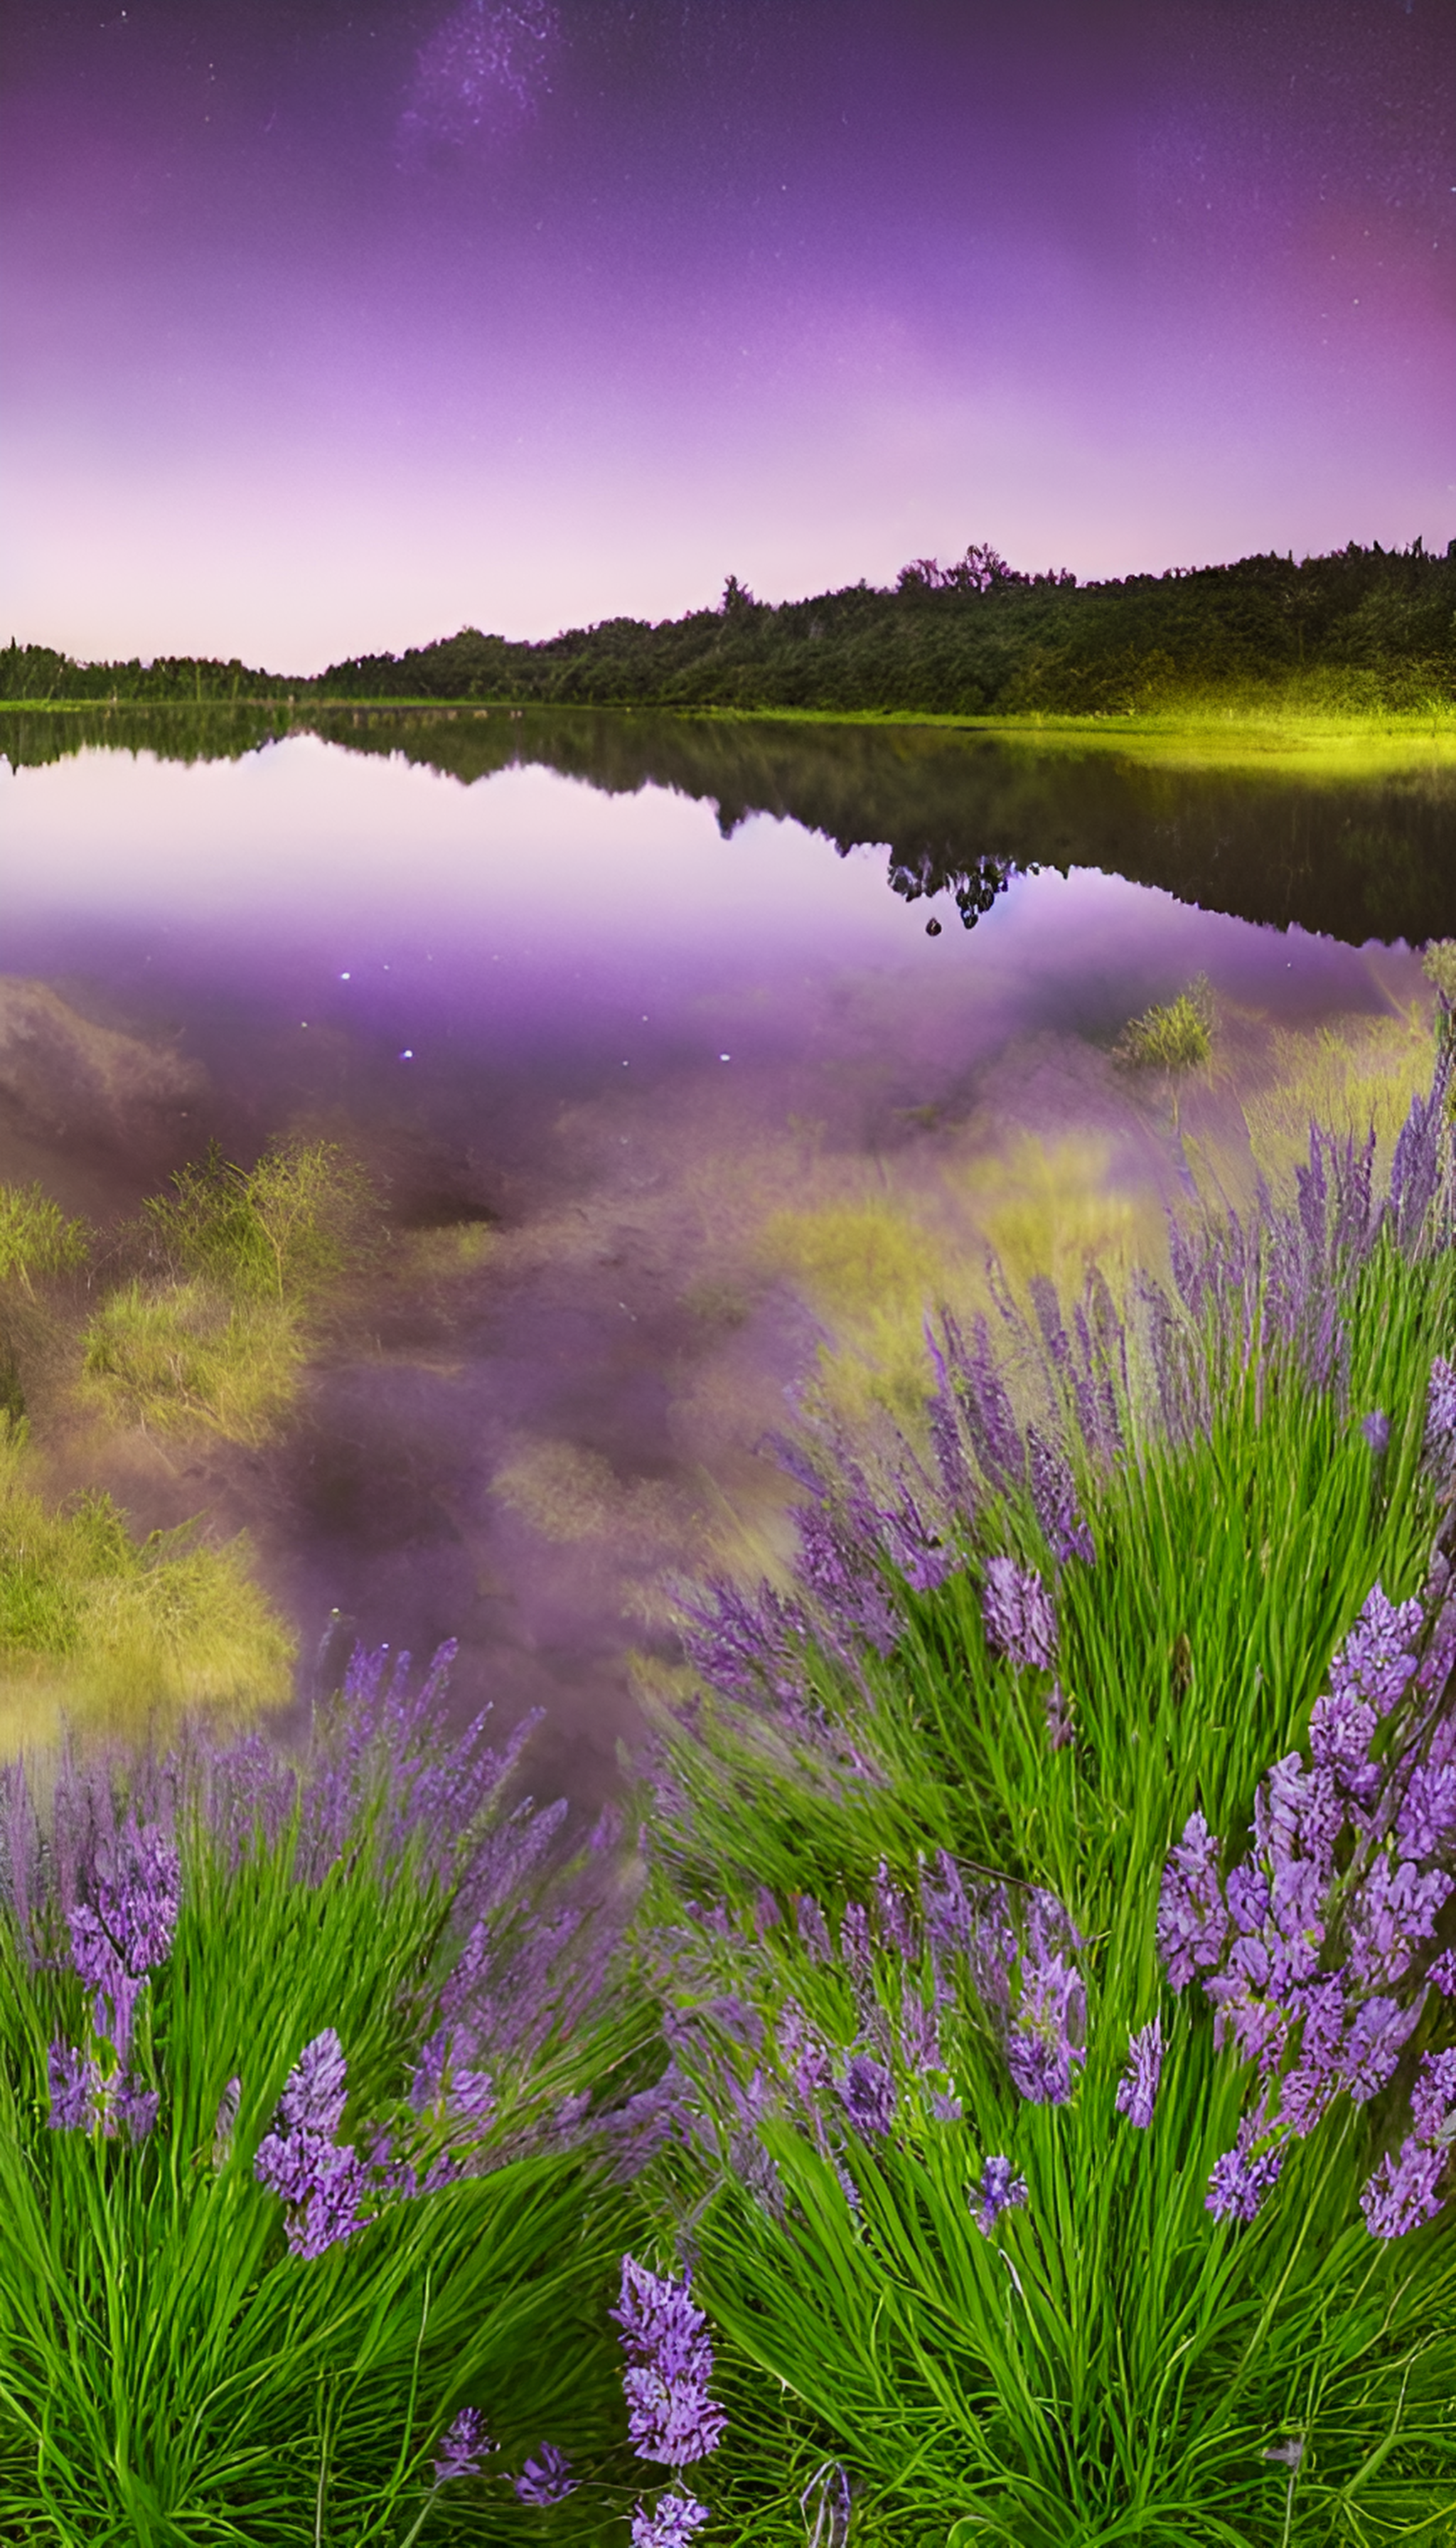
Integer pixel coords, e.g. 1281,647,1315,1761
1005,1939,1085,2106
1028,1429,1095,1568
1360,2047,1456,2238
1360,1410,1391,1457
981,1557,1057,1673
631,2495,712,2547
1410,2047,1456,2140
46,2041,102,2132
277,2028,349,2142
255,2028,368,2258
1307,1688,1379,1806
1206,2110,1285,2225
513,2443,577,2505
1329,1584,1422,1718
1113,2018,1164,2128
970,2153,1028,2236
433,2407,491,2485
1157,1811,1228,1988
1425,1356,1456,1453
835,2053,896,2138
613,2256,727,2469
1361,2141,1447,2239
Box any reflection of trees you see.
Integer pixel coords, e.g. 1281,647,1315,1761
2,705,1451,952
884,840,1013,931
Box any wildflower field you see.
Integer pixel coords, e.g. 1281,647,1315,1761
1,1005,1455,2543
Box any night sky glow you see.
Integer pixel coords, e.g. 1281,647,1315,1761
4,0,1452,670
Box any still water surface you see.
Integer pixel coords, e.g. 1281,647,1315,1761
1,714,1446,1799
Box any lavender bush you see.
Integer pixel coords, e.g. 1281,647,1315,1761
0,1644,655,2543
632,1045,1456,2539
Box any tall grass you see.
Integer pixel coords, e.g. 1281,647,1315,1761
632,1034,1456,2542
0,1188,89,1297
0,1423,294,1746
81,1140,375,1445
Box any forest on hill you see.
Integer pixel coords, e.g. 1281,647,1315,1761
3,537,1452,715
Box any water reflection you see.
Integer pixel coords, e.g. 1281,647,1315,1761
4,702,1452,946
0,712,1443,1801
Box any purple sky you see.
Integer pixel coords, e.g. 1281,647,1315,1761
4,0,1452,672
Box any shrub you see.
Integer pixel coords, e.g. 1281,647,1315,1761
1115,974,1215,1074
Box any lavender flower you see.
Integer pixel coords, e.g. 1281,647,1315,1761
46,2040,158,2140
408,2025,495,2134
899,1979,943,2076
67,1816,181,2062
838,1901,874,1986
1206,2110,1285,2225
1113,2018,1164,2128
981,1557,1057,1673
835,2053,896,2138
1346,1859,1452,1991
1307,1688,1380,1807
1361,2140,1446,2239
1028,1429,1095,1567
46,2041,102,2131
970,2153,1028,2235
1360,2047,1456,2238
1156,1812,1230,1991
631,2495,711,2547
1005,1906,1086,2106
1429,1949,1456,1996
1339,1993,1421,2100
1360,1410,1391,1457
255,2029,368,2259
793,1895,833,1963
1426,1355,1456,1455
1410,2045,1456,2138
1329,1584,1422,1718
612,2256,727,2469
112,2078,159,2141
960,1315,1026,1495
513,2443,576,2505
433,2407,491,2485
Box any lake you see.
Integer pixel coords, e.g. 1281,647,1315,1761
1,707,1450,1804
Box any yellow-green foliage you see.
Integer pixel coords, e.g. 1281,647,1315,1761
761,1204,944,1322
966,1135,1146,1299
1423,938,1456,1006
80,1281,304,1443
80,1137,374,1445
0,1426,294,1745
759,1204,948,1419
143,1137,373,1303
0,1184,89,1294
1242,1008,1435,1194
1115,975,1214,1072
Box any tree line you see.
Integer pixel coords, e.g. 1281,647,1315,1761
4,537,1453,714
